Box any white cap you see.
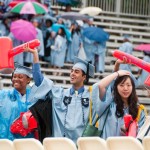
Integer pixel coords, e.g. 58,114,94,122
73,57,95,78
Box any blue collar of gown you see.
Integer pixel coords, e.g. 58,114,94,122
12,87,31,112
70,86,84,95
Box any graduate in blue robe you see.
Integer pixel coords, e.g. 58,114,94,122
27,48,96,143
92,69,146,139
95,41,106,73
0,48,49,140
119,35,133,72
51,27,67,69
82,18,97,65
66,22,82,63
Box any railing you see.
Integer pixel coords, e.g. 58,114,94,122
51,0,150,16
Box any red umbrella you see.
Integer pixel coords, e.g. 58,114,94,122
10,1,48,15
134,44,150,51
9,1,20,8
10,19,37,42
9,0,36,8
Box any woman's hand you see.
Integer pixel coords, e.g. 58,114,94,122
117,70,130,77
23,43,39,63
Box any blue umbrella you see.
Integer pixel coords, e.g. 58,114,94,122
83,27,110,43
51,23,71,41
56,0,81,6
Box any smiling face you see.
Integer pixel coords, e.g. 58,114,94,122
12,73,31,94
117,77,133,104
70,68,86,89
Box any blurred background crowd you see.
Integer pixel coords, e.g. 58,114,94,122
0,0,150,89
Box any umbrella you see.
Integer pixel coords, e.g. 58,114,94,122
56,0,81,6
8,1,20,8
8,0,35,8
134,44,150,51
79,7,102,16
83,27,110,43
10,19,37,42
60,12,89,20
35,14,57,22
51,23,71,40
0,12,20,20
11,1,48,14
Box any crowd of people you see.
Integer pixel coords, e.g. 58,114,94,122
0,0,108,74
0,0,150,144
0,44,149,143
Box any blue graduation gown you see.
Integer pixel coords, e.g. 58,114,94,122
66,32,81,63
92,82,146,139
28,76,95,143
119,41,133,71
51,35,67,67
95,42,106,73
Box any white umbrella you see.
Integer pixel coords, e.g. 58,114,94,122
79,7,102,16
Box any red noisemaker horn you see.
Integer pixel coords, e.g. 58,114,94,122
112,50,150,87
112,50,150,73
0,37,40,74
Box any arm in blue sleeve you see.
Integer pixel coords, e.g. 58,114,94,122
32,63,44,86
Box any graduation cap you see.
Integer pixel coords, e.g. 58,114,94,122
73,57,95,78
14,63,32,78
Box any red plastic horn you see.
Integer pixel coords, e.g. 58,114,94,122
0,37,40,74
112,50,150,73
124,114,138,137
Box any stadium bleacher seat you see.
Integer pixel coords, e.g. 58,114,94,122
0,139,15,150
13,138,44,150
43,137,77,150
107,137,144,150
77,137,108,150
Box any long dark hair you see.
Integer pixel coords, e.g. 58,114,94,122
58,27,66,37
113,75,138,120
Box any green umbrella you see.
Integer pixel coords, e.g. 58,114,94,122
11,1,48,15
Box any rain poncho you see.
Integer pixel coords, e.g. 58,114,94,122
0,64,49,140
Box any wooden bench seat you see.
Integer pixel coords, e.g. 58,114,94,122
104,28,150,39
95,15,150,25
109,35,150,44
94,21,150,31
